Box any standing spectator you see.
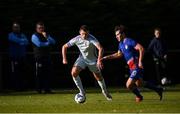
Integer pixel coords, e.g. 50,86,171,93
148,28,168,85
31,22,55,94
8,22,29,91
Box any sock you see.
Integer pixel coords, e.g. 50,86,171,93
144,81,160,92
72,76,85,95
97,78,108,93
132,88,142,97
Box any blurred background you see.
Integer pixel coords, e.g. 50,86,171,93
0,0,180,90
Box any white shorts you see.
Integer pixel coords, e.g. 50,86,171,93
74,57,100,73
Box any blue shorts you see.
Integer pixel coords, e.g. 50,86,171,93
129,68,143,80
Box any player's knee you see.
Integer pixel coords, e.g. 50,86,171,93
136,79,143,87
136,82,142,87
93,72,102,81
95,76,102,81
71,70,78,77
126,83,133,90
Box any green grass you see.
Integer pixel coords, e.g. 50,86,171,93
0,87,180,113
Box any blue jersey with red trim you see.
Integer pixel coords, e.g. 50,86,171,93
118,38,139,70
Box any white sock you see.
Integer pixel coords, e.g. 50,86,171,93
97,78,107,93
73,76,85,95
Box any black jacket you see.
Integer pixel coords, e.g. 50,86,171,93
148,37,167,59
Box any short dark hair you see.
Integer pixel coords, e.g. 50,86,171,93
154,27,161,33
80,25,89,32
114,25,126,34
12,22,20,27
36,21,44,26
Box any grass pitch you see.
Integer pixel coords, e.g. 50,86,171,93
0,86,180,113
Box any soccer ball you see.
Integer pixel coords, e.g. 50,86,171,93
74,93,86,103
161,77,168,85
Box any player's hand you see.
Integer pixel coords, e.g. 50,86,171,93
63,59,68,64
100,56,107,61
138,62,143,69
42,32,47,38
97,60,104,70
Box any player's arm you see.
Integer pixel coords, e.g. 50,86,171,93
96,43,104,62
101,50,123,60
94,43,104,69
62,43,69,64
134,43,144,68
62,37,77,64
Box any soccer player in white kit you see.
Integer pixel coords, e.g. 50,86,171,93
62,25,112,101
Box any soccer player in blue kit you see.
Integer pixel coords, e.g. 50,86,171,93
101,25,163,102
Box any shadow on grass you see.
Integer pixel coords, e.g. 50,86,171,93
0,84,180,96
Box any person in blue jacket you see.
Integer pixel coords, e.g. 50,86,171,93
8,22,29,91
31,22,55,94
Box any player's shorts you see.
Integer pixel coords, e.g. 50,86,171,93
129,68,143,80
73,57,100,73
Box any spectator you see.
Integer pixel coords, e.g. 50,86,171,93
8,22,29,91
31,22,55,94
148,28,168,85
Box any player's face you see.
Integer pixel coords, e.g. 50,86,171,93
154,30,160,38
79,30,89,39
36,25,45,33
12,24,20,33
115,30,122,42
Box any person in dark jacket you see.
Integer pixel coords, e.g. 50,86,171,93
8,22,29,91
148,28,168,85
31,22,55,93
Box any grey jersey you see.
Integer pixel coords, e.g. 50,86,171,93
67,34,99,64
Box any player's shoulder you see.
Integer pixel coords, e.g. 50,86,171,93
126,37,136,43
71,35,81,41
89,34,97,40
126,37,134,42
8,32,13,35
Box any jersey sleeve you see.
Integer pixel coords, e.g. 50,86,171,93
67,36,78,47
90,35,99,46
118,43,122,52
128,38,137,47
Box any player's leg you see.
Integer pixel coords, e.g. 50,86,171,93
143,80,163,100
88,64,112,100
135,78,143,87
127,69,143,102
126,78,143,102
137,67,163,100
93,72,112,100
71,58,86,95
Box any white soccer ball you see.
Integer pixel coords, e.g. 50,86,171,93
161,77,168,85
74,93,86,103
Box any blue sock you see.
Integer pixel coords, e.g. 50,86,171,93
132,88,142,97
